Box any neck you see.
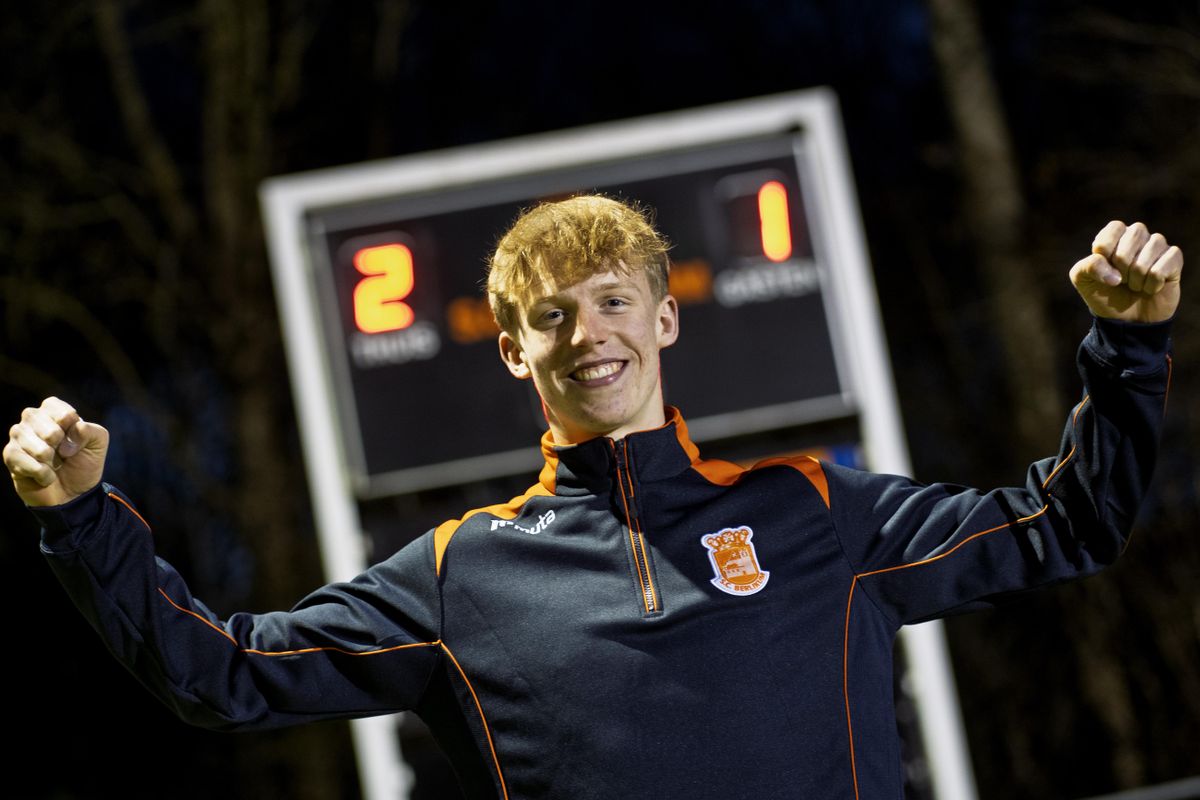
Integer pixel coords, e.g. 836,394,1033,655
546,406,668,447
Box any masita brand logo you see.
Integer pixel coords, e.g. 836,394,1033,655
701,526,770,596
490,510,556,535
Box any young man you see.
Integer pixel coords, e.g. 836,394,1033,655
4,196,1183,799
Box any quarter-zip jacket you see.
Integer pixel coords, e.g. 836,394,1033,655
34,318,1171,799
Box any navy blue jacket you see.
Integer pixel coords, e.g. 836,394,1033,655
34,318,1171,799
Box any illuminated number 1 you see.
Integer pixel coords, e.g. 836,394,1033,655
758,181,793,262
353,243,415,333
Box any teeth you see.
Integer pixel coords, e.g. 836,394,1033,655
573,362,621,381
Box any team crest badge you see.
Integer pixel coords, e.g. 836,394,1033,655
701,526,769,596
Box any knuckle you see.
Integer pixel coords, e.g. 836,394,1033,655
42,396,75,419
29,418,59,442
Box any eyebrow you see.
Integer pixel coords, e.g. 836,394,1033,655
528,276,634,307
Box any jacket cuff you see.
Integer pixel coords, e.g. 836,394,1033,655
1083,316,1173,377
31,483,107,552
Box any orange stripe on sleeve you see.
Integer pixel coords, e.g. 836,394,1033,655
440,642,509,800
242,640,439,658
1164,354,1173,412
158,587,237,644
1040,397,1089,489
856,506,1050,582
843,577,862,800
859,380,1089,584
157,587,440,657
107,492,152,531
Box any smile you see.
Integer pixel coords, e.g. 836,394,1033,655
570,361,625,384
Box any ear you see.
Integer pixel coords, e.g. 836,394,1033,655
498,330,532,380
656,294,680,349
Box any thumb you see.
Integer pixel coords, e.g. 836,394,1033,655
1071,253,1122,288
59,419,109,458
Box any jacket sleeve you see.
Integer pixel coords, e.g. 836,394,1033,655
32,487,444,731
827,317,1172,626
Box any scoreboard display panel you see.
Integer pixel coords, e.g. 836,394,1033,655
307,134,851,497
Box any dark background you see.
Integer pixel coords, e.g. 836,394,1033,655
2,1,1197,798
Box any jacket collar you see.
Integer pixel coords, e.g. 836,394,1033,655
538,407,700,494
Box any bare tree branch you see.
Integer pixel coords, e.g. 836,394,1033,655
369,0,412,156
270,0,317,115
0,278,150,407
0,354,67,400
1045,11,1200,98
201,0,238,261
93,0,197,243
1074,10,1200,62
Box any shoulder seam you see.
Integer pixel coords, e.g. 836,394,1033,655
690,454,830,508
434,483,553,576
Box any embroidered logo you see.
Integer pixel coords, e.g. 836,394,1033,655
701,526,769,596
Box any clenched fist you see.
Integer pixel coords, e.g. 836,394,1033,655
1070,221,1183,323
4,397,109,507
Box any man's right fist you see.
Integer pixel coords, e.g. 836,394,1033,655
4,397,109,508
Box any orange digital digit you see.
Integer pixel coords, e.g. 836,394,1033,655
757,181,792,262
353,243,415,333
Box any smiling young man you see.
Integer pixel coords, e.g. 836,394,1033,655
5,196,1184,799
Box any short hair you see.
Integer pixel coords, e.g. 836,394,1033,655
487,195,670,334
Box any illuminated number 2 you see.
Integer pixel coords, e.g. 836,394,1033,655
353,243,415,333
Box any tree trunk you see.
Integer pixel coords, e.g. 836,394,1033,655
926,0,1064,453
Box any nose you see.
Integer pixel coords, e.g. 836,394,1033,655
569,305,609,348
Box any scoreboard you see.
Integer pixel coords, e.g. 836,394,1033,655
305,133,852,496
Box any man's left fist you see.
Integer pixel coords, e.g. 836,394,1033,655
1070,221,1183,323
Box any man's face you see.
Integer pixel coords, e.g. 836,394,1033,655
498,267,679,445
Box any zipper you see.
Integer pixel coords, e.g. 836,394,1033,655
610,438,660,615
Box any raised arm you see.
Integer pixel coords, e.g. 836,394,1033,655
832,221,1180,624
5,399,443,730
